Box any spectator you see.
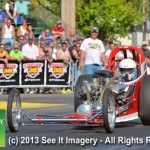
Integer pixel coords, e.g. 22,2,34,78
105,42,116,61
41,29,53,46
15,0,30,16
52,20,65,40
22,36,39,94
57,41,71,63
66,28,80,46
22,36,39,60
68,39,77,58
40,48,53,63
78,27,106,74
2,18,16,46
147,39,150,51
38,29,45,44
17,35,26,50
9,44,24,60
141,41,150,74
48,41,57,60
27,25,34,37
72,42,81,62
72,42,82,82
0,43,10,64
17,19,27,37
38,40,46,56
5,0,17,21
0,6,7,25
57,41,72,94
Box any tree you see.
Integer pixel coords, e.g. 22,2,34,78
76,0,144,41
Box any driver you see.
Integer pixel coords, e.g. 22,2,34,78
119,58,137,82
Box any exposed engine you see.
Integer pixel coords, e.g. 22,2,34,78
77,70,114,115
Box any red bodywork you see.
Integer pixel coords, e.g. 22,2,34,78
107,46,146,119
63,46,146,124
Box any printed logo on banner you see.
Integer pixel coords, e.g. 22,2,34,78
48,63,68,78
23,63,43,78
0,110,5,147
0,64,18,79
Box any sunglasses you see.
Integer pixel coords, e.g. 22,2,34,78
14,47,19,49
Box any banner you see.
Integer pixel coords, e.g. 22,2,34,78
0,109,5,147
46,60,70,85
0,61,19,85
21,60,45,85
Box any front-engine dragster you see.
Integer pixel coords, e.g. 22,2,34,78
7,46,150,133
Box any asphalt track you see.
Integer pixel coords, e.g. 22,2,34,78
1,93,150,150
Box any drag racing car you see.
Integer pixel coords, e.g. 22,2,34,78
7,46,150,133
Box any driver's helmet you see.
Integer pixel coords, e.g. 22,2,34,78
119,59,137,82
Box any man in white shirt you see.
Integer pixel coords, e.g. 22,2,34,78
22,36,39,60
78,27,106,74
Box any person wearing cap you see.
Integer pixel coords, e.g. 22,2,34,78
5,0,17,20
22,36,39,60
52,20,65,40
9,44,24,60
78,27,106,74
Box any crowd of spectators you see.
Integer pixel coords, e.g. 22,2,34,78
0,0,84,94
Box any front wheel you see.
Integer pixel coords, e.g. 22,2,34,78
7,88,22,132
103,89,116,133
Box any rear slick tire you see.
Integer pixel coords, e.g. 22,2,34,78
139,75,150,125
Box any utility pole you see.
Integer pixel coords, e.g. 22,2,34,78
143,0,148,41
61,0,75,33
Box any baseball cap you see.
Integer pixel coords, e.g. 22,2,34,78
142,41,148,46
14,44,19,48
91,27,99,33
28,36,34,40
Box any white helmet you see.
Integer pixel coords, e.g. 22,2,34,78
119,59,137,82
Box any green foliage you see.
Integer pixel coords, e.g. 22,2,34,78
31,0,60,17
76,0,144,40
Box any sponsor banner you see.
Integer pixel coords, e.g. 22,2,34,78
21,60,45,85
0,109,5,147
0,61,19,85
46,60,70,85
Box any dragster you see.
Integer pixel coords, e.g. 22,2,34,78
7,46,150,133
